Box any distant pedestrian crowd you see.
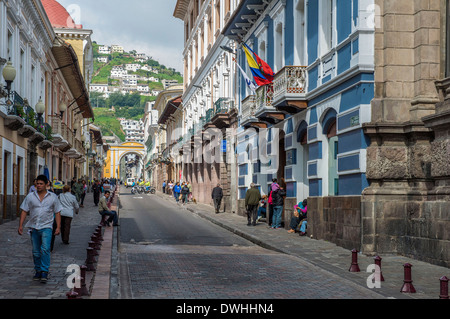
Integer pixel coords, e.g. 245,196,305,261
161,178,307,235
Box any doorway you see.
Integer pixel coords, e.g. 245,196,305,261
327,120,338,196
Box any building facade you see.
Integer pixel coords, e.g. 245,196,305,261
0,0,94,223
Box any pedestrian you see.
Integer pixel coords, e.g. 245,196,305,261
80,180,87,208
187,181,192,202
181,182,190,205
56,185,79,244
270,183,286,229
92,180,101,206
28,179,37,194
18,175,62,283
211,183,223,214
162,180,166,194
288,199,307,234
170,181,175,195
173,182,181,203
98,191,119,227
245,183,261,226
72,179,82,203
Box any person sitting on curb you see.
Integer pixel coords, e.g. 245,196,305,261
288,199,307,234
99,191,119,227
256,195,268,222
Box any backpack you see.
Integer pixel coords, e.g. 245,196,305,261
268,191,273,205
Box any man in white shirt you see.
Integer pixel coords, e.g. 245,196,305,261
18,175,62,283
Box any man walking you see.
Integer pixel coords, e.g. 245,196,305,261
211,183,223,214
92,180,101,206
162,180,166,194
245,183,261,226
18,175,62,283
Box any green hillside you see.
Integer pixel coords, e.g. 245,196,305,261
90,42,183,142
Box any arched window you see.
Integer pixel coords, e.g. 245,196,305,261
321,109,338,196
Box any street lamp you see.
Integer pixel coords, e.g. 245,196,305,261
35,98,45,126
73,121,80,135
59,101,67,118
220,45,236,55
2,58,16,92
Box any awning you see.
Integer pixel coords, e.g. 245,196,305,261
158,96,182,125
51,36,94,120
89,124,103,145
222,0,269,40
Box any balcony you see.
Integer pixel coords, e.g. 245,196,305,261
273,66,308,113
51,117,70,152
240,95,258,128
38,123,54,150
211,98,237,129
254,84,285,125
18,104,37,138
4,92,26,131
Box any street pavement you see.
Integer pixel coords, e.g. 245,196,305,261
0,186,448,300
155,191,449,300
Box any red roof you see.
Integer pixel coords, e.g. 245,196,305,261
41,0,83,29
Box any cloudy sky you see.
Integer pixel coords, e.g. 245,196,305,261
57,0,185,72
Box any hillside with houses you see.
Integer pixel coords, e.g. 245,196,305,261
89,42,183,143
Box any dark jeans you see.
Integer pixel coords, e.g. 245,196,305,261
213,197,222,213
80,192,86,205
93,192,100,206
247,204,258,224
60,216,73,243
100,210,118,225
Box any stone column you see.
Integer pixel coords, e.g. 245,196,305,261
361,0,442,257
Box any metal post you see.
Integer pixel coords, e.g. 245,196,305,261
400,263,416,293
439,276,449,299
349,249,361,272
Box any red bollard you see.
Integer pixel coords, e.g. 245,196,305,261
88,241,99,256
400,263,416,293
66,290,80,299
80,265,90,296
374,256,385,281
85,247,96,271
439,276,449,299
349,249,361,272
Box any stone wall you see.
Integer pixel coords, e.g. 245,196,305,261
308,196,362,251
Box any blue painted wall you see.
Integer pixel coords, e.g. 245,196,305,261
307,0,319,64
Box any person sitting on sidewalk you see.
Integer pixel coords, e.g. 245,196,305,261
99,191,119,227
288,199,307,233
245,183,261,226
256,195,268,222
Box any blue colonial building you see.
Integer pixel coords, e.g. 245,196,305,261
223,0,375,244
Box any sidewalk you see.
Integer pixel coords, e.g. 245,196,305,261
156,191,450,300
0,188,118,299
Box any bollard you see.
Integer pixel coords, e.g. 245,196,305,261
88,241,99,256
66,290,80,299
374,256,385,281
80,265,90,296
95,228,104,241
400,263,416,293
85,247,96,271
349,249,361,272
439,276,449,299
73,280,84,298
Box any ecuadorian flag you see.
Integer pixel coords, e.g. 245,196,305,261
242,43,275,86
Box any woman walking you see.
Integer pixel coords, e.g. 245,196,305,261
57,185,79,245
